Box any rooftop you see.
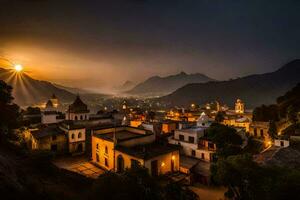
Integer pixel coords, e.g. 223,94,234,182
68,95,89,113
115,143,179,160
31,125,65,139
95,130,149,142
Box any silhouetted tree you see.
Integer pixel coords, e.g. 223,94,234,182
215,111,225,123
0,80,20,141
268,120,277,139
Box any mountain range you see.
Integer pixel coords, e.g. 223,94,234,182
0,68,76,106
126,72,215,96
159,60,300,108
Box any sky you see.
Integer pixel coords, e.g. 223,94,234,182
0,0,300,92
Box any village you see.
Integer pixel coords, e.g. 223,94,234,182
20,92,299,193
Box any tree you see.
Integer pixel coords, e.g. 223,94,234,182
0,80,20,141
287,105,298,124
211,154,300,200
90,167,198,200
268,120,277,139
215,111,225,123
253,104,279,122
206,123,243,157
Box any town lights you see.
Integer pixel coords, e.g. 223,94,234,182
161,162,165,167
171,155,176,160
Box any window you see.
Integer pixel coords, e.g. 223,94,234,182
78,132,82,138
179,134,184,141
52,135,57,141
75,116,78,120
105,146,108,154
96,153,100,162
96,143,99,149
131,159,141,168
280,141,284,147
80,115,83,120
85,115,87,120
254,128,257,136
260,129,264,137
71,133,75,139
105,158,109,167
188,136,195,143
191,150,196,157
201,153,205,159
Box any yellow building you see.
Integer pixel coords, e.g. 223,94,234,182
223,117,251,132
130,120,143,128
91,126,180,176
249,121,270,138
235,99,245,114
162,121,177,134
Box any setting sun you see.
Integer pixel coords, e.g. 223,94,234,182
14,64,23,72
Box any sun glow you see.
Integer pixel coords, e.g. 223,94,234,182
14,64,23,72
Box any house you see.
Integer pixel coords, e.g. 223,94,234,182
274,138,290,148
249,121,270,138
41,100,64,124
59,121,86,155
91,126,180,176
162,120,177,134
168,127,216,162
223,116,251,132
28,125,67,153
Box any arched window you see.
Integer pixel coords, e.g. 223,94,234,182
117,155,124,172
80,115,83,120
105,146,108,154
96,153,100,162
71,133,75,139
78,132,82,138
75,116,78,120
96,143,99,149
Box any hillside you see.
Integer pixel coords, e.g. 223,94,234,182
0,68,75,106
159,60,300,108
126,72,215,96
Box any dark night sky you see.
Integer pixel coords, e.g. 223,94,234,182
0,0,299,92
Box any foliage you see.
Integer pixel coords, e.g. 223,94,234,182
268,120,277,139
211,154,300,200
253,104,279,122
253,83,300,123
287,105,298,124
0,80,20,141
215,111,225,122
91,166,198,200
206,123,242,157
24,106,41,115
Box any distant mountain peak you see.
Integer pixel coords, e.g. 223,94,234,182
159,60,300,108
126,71,214,96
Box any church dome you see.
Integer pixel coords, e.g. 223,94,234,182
68,95,89,113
